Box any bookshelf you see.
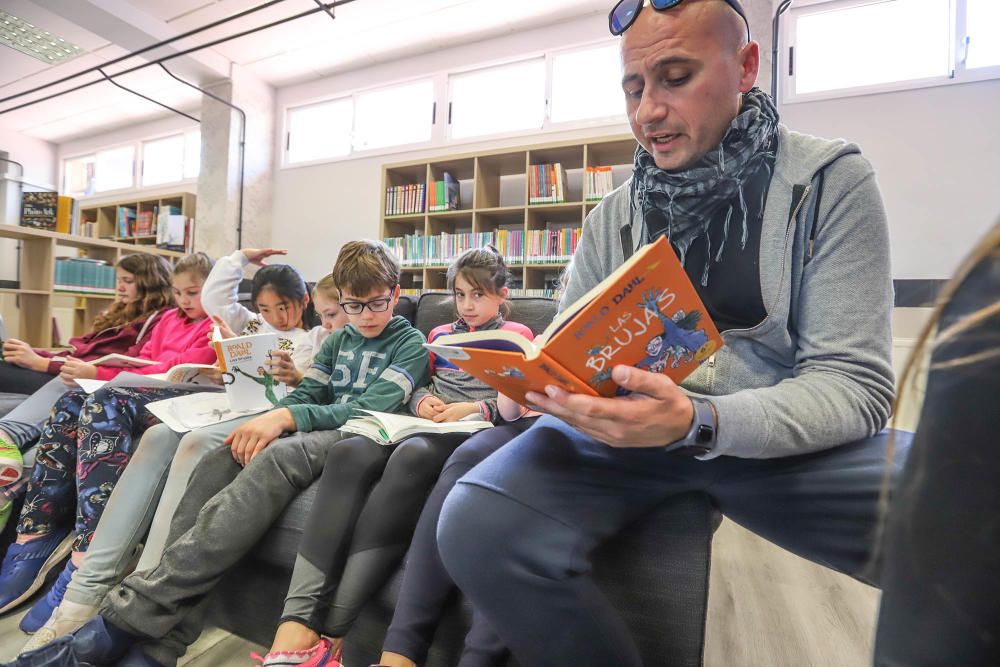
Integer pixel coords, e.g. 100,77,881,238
78,192,196,245
381,134,637,296
0,217,187,348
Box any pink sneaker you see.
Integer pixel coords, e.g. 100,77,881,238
251,637,342,667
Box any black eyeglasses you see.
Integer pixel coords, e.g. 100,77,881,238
340,289,395,315
609,0,750,40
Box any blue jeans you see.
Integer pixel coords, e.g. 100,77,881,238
438,415,912,666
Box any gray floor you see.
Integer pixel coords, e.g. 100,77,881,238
0,519,878,666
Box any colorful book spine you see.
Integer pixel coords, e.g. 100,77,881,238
385,184,426,216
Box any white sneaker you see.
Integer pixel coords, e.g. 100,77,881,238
19,599,99,654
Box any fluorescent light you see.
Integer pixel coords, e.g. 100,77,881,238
0,10,84,64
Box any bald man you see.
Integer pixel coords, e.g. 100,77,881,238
437,1,910,664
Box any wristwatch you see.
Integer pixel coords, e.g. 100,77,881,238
664,397,716,457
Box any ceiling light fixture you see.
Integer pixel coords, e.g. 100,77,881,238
0,10,84,65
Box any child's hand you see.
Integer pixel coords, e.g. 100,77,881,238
2,339,47,371
498,392,537,421
59,358,99,386
210,315,237,341
417,395,446,420
432,402,482,423
241,248,288,266
267,350,302,387
224,408,295,465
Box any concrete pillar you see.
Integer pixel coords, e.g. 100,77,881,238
196,65,275,256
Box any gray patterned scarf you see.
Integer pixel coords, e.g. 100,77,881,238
631,87,779,285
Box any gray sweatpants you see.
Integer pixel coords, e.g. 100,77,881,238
64,418,255,607
100,429,345,667
0,376,70,448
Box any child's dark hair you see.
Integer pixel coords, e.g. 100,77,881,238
252,264,317,329
332,240,400,297
447,245,511,317
173,251,215,281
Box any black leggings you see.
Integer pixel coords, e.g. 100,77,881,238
0,362,54,395
281,431,468,634
382,418,538,667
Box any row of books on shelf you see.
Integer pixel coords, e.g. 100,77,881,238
384,228,581,268
20,192,77,233
385,172,461,216
53,257,116,295
398,288,560,298
529,163,569,204
585,166,615,201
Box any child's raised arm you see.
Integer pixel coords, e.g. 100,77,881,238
201,249,283,335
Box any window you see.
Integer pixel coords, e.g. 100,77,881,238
787,0,1000,100
551,45,625,124
94,145,135,193
353,80,433,151
64,156,95,197
449,59,546,139
287,98,353,163
142,131,200,186
966,0,1000,69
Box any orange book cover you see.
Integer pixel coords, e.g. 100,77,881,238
425,235,724,407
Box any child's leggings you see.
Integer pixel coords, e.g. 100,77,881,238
17,386,189,552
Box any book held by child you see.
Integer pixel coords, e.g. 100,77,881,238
425,235,724,406
213,330,287,411
339,409,493,446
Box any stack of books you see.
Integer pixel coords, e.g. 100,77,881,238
156,206,193,252
528,163,569,204
117,206,137,237
585,166,615,201
494,228,524,265
428,172,460,212
54,258,116,295
525,228,581,264
385,184,426,216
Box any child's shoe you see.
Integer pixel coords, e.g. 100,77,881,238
0,529,72,614
68,614,139,664
20,560,77,633
252,637,342,667
19,597,99,654
0,437,23,487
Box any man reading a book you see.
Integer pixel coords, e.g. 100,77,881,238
436,1,910,664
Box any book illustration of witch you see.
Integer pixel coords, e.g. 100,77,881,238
223,356,280,406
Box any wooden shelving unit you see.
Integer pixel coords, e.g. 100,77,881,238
78,192,196,244
381,134,636,295
0,200,189,347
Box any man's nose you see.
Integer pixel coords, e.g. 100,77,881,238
635,88,667,128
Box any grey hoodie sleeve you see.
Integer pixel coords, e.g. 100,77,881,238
407,386,434,416
708,156,896,458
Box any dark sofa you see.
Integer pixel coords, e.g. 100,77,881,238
205,293,718,666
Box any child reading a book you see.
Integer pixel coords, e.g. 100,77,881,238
66,240,429,667
0,252,218,627
252,245,534,666
21,262,340,648
0,254,174,491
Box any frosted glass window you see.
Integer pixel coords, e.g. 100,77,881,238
450,59,545,139
142,135,184,186
354,80,433,151
184,131,201,179
287,98,353,163
793,0,951,95
94,145,135,192
966,0,1000,69
551,45,625,123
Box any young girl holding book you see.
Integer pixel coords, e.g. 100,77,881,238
22,264,335,648
0,254,174,493
257,245,535,667
0,252,219,623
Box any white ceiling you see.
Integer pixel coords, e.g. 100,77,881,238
0,0,609,144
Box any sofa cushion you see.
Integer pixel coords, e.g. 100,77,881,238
414,294,557,338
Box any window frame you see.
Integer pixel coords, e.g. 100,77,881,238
279,38,629,171
782,0,1000,104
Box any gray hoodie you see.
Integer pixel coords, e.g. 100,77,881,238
561,126,895,459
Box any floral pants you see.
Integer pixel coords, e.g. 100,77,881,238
17,386,189,552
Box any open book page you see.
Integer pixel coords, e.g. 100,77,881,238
90,353,160,368
340,409,493,445
145,392,267,433
74,371,225,395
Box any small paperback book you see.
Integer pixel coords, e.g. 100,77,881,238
89,353,160,368
213,330,287,411
425,235,724,406
340,409,493,446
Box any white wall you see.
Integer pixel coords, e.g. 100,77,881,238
779,78,1000,279
271,15,627,280
0,127,58,282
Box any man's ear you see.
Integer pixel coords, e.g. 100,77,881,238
738,41,760,93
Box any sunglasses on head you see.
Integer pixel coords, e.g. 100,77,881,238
609,0,751,39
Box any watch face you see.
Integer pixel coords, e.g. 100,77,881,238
695,424,714,445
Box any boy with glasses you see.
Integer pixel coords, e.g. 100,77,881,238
62,240,429,667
